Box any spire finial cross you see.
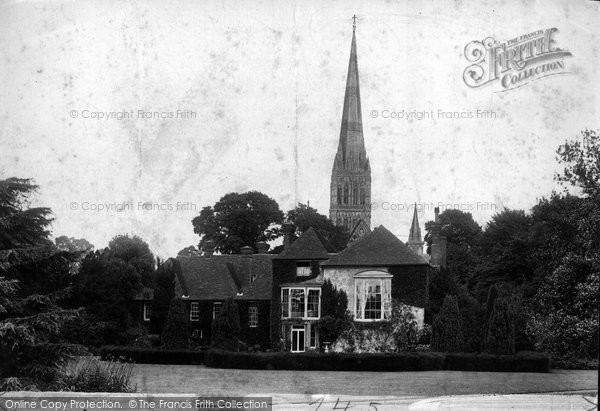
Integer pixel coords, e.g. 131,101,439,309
352,14,357,31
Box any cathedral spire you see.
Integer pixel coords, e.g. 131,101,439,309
329,20,371,239
333,18,368,172
407,204,424,256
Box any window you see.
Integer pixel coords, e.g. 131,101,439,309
281,287,321,319
250,274,257,283
248,305,258,327
354,273,392,321
343,183,349,204
190,302,199,321
213,302,222,320
143,303,151,322
296,261,311,277
309,324,318,348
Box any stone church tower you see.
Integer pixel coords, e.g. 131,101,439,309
329,21,371,241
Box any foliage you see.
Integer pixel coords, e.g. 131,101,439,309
204,349,550,372
107,234,155,286
555,129,599,197
0,177,82,390
57,356,136,392
54,236,94,254
332,301,421,353
211,298,241,351
149,259,177,335
286,203,349,252
431,295,464,352
483,297,515,355
161,298,190,349
192,191,284,254
100,345,206,365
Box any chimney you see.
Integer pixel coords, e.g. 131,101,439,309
282,221,296,251
202,240,215,258
256,241,270,254
430,207,444,268
240,246,254,256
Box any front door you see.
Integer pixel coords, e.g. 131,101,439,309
291,326,305,352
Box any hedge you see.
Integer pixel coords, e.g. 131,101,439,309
99,346,205,365
204,350,550,373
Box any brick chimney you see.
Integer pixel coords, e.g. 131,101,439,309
202,240,215,258
256,241,270,254
430,207,446,268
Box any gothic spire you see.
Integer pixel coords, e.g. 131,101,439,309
333,20,368,172
408,204,422,243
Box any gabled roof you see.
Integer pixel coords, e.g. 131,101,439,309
176,254,273,300
322,225,429,267
276,227,332,260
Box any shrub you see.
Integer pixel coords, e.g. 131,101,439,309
483,297,515,355
204,350,550,373
57,356,136,392
431,295,464,352
99,346,205,365
211,298,241,351
161,298,190,349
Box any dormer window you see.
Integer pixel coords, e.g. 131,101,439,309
296,261,311,277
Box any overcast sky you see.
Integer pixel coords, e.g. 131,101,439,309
1,0,598,258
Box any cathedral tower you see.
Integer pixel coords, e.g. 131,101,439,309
329,19,371,240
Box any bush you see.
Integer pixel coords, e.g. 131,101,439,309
211,298,241,351
204,349,550,373
431,295,464,352
99,346,205,365
483,297,515,355
161,298,190,349
57,356,136,392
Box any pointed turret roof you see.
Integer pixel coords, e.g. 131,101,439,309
332,27,369,172
276,227,333,260
408,205,422,243
322,225,428,266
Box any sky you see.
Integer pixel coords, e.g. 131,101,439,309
0,0,598,258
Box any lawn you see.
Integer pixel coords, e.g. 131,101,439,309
130,363,596,396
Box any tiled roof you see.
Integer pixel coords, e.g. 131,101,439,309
322,225,429,266
176,254,273,300
276,227,332,260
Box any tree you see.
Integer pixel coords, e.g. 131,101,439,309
211,298,241,351
431,295,464,352
192,191,284,254
424,209,481,284
149,259,177,335
161,298,190,349
107,234,155,286
286,203,349,252
483,297,515,355
555,129,599,197
55,236,94,254
317,280,351,346
0,177,81,390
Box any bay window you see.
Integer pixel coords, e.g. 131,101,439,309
354,272,392,321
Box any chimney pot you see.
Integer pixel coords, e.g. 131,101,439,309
256,241,270,254
240,246,253,256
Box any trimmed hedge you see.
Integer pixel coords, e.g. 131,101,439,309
204,350,550,373
100,346,205,365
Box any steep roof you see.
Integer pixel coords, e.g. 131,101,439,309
176,254,273,300
408,205,423,243
276,227,333,260
322,225,429,266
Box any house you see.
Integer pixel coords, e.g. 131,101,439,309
270,225,337,352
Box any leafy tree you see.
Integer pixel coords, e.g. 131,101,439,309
177,245,200,257
211,298,241,351
286,203,349,252
107,234,155,286
483,297,515,355
555,129,599,197
55,236,94,254
0,177,81,390
424,209,481,284
192,191,284,254
431,295,464,352
149,259,177,335
317,280,351,345
161,298,190,349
